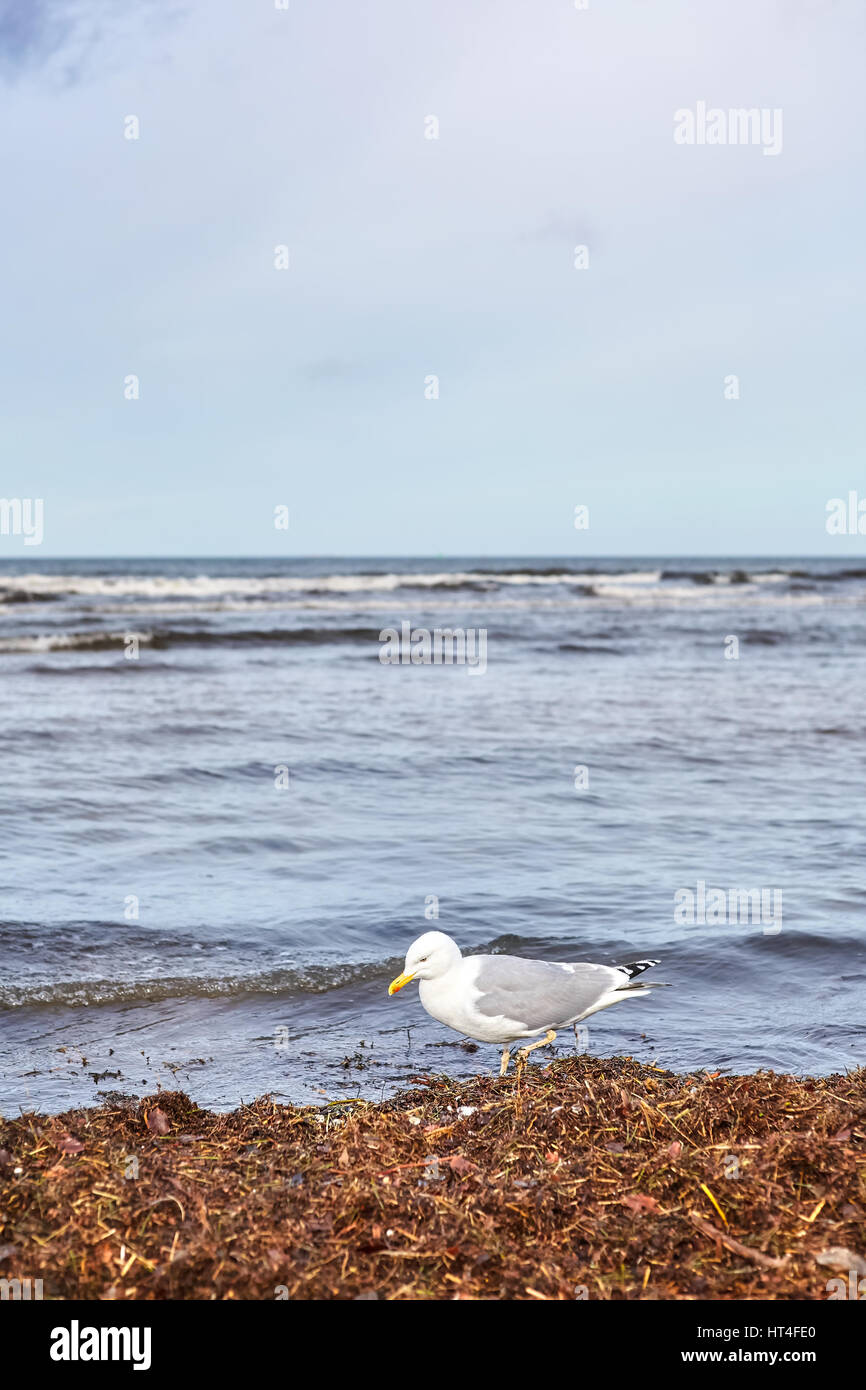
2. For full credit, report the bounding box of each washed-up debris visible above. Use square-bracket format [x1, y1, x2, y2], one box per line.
[0, 1057, 862, 1300]
[815, 1246, 866, 1276]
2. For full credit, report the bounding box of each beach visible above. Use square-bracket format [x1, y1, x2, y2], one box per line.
[1, 1057, 863, 1301]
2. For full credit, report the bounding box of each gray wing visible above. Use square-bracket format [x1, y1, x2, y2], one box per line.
[472, 954, 622, 1030]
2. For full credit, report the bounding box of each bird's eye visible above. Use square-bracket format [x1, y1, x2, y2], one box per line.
[419, 956, 427, 962]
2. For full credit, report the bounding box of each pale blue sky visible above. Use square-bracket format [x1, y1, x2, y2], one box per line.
[1, 0, 864, 556]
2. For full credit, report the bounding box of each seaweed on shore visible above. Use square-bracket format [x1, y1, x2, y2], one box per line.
[1, 1057, 863, 1300]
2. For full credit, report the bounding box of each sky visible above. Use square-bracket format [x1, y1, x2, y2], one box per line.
[0, 0, 864, 557]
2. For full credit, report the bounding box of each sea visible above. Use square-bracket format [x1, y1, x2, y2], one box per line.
[0, 556, 862, 1115]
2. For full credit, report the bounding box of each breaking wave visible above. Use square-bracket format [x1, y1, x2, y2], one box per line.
[0, 626, 382, 654]
[0, 957, 398, 1009]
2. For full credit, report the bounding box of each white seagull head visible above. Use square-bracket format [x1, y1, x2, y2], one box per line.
[388, 930, 462, 994]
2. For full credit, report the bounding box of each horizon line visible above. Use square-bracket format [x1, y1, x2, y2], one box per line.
[0, 552, 860, 563]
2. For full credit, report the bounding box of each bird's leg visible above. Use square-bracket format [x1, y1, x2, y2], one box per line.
[499, 1047, 511, 1077]
[515, 1030, 557, 1068]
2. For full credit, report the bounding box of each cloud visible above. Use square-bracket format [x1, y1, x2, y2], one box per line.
[0, 0, 76, 72]
[300, 359, 362, 383]
[0, 0, 184, 86]
[525, 211, 599, 249]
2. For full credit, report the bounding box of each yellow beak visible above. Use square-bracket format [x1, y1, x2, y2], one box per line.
[388, 971, 416, 996]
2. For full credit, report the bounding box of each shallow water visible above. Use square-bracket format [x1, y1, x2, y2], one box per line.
[0, 556, 862, 1113]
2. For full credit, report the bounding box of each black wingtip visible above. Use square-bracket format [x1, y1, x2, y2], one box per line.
[618, 958, 660, 979]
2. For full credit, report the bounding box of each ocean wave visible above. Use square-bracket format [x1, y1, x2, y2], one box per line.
[556, 642, 623, 654]
[0, 587, 59, 604]
[0, 626, 382, 654]
[0, 569, 637, 599]
[0, 567, 863, 632]
[741, 629, 785, 645]
[2, 564, 866, 602]
[660, 569, 719, 584]
[0, 957, 397, 1009]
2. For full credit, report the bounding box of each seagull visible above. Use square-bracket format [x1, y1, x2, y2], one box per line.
[388, 930, 665, 1075]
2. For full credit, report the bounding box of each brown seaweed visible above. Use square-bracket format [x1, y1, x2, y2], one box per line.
[1, 1057, 863, 1300]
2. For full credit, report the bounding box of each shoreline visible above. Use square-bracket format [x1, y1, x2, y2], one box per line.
[1, 1057, 863, 1300]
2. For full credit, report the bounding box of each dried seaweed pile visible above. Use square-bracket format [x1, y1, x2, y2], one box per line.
[1, 1057, 863, 1300]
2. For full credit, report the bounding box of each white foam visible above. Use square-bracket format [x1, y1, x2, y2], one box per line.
[1, 569, 657, 599]
[0, 631, 149, 653]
